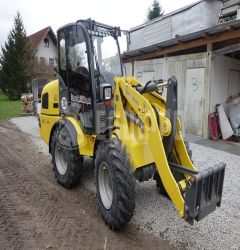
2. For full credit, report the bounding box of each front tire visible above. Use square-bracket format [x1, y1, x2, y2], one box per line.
[51, 124, 83, 189]
[95, 139, 136, 230]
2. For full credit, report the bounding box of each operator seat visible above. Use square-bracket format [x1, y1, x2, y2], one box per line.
[68, 66, 93, 130]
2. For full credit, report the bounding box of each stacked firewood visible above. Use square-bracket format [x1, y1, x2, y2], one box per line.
[21, 93, 34, 114]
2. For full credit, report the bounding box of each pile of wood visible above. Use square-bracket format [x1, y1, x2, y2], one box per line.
[21, 93, 34, 114]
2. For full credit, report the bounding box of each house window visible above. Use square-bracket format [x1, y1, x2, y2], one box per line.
[44, 38, 49, 47]
[49, 58, 54, 66]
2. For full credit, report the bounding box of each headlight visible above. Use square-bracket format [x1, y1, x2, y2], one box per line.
[104, 87, 112, 100]
[100, 83, 112, 101]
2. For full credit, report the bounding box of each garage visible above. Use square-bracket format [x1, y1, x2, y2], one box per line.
[123, 1, 240, 139]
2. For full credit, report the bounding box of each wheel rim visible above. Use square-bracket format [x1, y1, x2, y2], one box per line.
[98, 161, 113, 209]
[55, 143, 68, 175]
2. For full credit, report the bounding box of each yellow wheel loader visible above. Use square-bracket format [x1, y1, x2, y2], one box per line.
[39, 19, 226, 229]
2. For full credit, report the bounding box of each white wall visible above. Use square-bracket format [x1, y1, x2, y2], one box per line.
[124, 62, 133, 76]
[126, 54, 240, 137]
[126, 52, 211, 137]
[128, 1, 222, 51]
[133, 58, 166, 83]
[210, 55, 240, 115]
[36, 34, 57, 65]
[171, 0, 221, 37]
[167, 53, 210, 137]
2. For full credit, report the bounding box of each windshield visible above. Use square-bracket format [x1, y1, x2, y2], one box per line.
[93, 35, 122, 85]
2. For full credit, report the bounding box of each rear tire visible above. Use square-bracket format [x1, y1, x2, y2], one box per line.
[95, 139, 136, 230]
[51, 124, 83, 189]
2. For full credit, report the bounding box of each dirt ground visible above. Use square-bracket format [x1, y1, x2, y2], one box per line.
[0, 121, 176, 250]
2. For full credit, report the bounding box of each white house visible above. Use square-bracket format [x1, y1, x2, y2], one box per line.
[28, 26, 57, 67]
[28, 27, 57, 110]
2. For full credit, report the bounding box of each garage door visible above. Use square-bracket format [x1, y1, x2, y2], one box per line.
[184, 68, 205, 136]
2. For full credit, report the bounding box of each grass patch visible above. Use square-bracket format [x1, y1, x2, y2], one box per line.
[0, 91, 22, 120]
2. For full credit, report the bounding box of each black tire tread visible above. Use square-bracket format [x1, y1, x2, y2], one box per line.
[95, 139, 135, 230]
[51, 126, 83, 189]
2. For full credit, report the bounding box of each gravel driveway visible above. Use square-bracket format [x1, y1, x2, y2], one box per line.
[10, 116, 240, 249]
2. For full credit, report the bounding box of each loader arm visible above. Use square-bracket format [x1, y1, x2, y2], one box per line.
[113, 77, 185, 217]
[113, 76, 225, 224]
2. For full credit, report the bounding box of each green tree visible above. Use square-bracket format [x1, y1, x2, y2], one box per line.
[147, 0, 164, 21]
[0, 12, 35, 100]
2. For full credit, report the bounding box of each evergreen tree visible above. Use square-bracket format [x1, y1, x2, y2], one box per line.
[0, 12, 35, 100]
[147, 0, 164, 21]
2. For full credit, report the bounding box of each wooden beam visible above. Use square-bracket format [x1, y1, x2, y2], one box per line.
[213, 44, 240, 56]
[154, 45, 162, 51]
[226, 25, 235, 31]
[214, 37, 240, 50]
[123, 29, 240, 63]
[175, 34, 184, 44]
[177, 40, 183, 44]
[207, 43, 213, 52]
[202, 32, 209, 38]
[139, 50, 147, 54]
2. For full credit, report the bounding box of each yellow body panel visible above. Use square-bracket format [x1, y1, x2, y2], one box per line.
[66, 117, 96, 156]
[39, 114, 61, 145]
[41, 79, 60, 116]
[39, 80, 96, 156]
[40, 114, 96, 156]
[113, 78, 154, 168]
[39, 79, 61, 145]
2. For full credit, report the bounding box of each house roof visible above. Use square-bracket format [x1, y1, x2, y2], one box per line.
[123, 19, 240, 62]
[129, 0, 205, 32]
[28, 26, 57, 50]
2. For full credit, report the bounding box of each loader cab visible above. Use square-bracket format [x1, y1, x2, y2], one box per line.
[57, 19, 122, 134]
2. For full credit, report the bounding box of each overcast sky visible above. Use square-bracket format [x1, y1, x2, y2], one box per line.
[0, 0, 198, 48]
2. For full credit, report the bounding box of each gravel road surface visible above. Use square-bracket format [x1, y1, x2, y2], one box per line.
[9, 117, 240, 249]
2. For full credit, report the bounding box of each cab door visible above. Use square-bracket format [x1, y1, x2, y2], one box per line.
[58, 24, 94, 132]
